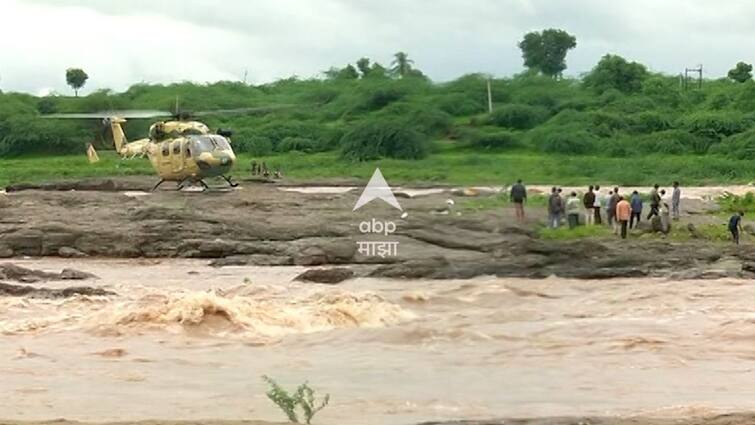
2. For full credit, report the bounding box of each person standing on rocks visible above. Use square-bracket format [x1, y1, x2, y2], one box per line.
[593, 185, 603, 225]
[607, 187, 620, 233]
[616, 196, 631, 239]
[630, 191, 643, 229]
[659, 190, 671, 234]
[729, 211, 744, 245]
[672, 181, 681, 220]
[647, 184, 661, 219]
[583, 186, 595, 225]
[566, 192, 581, 229]
[547, 187, 562, 229]
[510, 179, 527, 223]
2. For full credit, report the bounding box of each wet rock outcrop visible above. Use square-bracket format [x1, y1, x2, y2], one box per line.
[0, 282, 114, 298]
[0, 263, 98, 283]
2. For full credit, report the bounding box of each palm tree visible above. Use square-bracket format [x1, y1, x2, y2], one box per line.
[390, 52, 414, 78]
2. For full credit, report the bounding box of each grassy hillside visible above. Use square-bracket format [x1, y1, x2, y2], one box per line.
[2, 55, 755, 185]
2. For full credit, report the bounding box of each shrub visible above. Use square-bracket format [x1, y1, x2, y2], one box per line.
[233, 135, 273, 155]
[678, 111, 748, 138]
[534, 128, 595, 154]
[630, 112, 672, 133]
[639, 129, 710, 154]
[278, 137, 318, 153]
[487, 104, 549, 130]
[470, 131, 519, 150]
[711, 128, 755, 159]
[436, 93, 486, 116]
[405, 107, 453, 136]
[341, 120, 428, 161]
[262, 375, 330, 425]
[588, 111, 628, 137]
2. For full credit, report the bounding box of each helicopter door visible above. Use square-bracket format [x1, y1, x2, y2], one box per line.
[159, 142, 172, 170]
[170, 140, 184, 173]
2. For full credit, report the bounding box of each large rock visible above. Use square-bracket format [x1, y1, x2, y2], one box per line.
[0, 282, 114, 298]
[58, 246, 87, 258]
[295, 268, 354, 284]
[0, 263, 98, 282]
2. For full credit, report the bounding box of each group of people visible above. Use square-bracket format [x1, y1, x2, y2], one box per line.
[510, 180, 683, 240]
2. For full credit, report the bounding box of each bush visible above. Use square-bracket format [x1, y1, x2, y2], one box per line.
[630, 112, 672, 133]
[639, 129, 711, 155]
[278, 137, 318, 153]
[711, 128, 755, 159]
[588, 111, 628, 137]
[233, 135, 273, 155]
[678, 111, 748, 138]
[488, 104, 549, 130]
[534, 128, 595, 154]
[0, 117, 88, 156]
[405, 107, 453, 136]
[470, 131, 519, 150]
[436, 93, 485, 116]
[341, 120, 428, 161]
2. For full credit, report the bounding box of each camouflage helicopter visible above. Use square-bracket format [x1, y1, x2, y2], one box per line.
[45, 106, 281, 191]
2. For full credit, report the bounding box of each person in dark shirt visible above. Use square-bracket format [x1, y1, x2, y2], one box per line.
[729, 211, 744, 245]
[582, 185, 595, 225]
[629, 191, 643, 229]
[510, 179, 527, 223]
[647, 184, 661, 219]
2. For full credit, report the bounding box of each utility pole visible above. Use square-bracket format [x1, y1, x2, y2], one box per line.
[243, 69, 248, 85]
[487, 78, 493, 113]
[683, 65, 703, 90]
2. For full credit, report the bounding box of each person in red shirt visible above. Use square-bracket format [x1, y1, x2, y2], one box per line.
[616, 196, 632, 239]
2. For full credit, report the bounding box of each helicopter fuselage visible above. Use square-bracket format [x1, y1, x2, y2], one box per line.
[146, 134, 236, 182]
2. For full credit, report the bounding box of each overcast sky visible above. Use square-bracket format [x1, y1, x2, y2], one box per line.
[1, 0, 754, 95]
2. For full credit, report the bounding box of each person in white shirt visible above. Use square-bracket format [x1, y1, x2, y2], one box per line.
[593, 185, 602, 225]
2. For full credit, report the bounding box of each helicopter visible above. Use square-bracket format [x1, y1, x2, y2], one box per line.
[44, 106, 283, 191]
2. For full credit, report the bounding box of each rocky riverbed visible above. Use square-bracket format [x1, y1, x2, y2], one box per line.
[0, 178, 753, 280]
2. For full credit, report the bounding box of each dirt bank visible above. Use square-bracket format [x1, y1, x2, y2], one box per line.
[1, 178, 753, 280]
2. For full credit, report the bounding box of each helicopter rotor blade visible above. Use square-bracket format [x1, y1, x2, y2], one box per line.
[41, 110, 173, 119]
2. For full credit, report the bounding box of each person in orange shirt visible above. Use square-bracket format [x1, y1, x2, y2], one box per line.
[615, 196, 632, 239]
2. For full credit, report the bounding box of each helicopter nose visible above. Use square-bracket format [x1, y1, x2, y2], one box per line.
[220, 155, 234, 166]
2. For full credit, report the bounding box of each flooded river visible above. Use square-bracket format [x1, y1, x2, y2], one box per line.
[1, 259, 754, 424]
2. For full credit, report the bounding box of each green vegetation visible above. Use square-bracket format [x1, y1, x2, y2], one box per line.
[65, 68, 88, 97]
[717, 192, 755, 214]
[457, 193, 549, 212]
[262, 375, 330, 424]
[4, 30, 755, 185]
[538, 225, 613, 240]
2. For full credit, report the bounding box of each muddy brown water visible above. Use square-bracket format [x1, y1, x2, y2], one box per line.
[1, 258, 755, 425]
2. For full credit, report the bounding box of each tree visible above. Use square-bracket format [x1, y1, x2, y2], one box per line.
[356, 57, 371, 78]
[583, 54, 648, 94]
[323, 65, 359, 80]
[518, 29, 577, 78]
[65, 68, 88, 97]
[390, 51, 414, 78]
[728, 62, 753, 83]
[367, 62, 389, 79]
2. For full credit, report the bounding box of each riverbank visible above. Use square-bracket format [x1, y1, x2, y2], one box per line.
[1, 178, 754, 281]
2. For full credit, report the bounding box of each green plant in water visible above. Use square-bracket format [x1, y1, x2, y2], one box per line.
[717, 192, 755, 214]
[262, 375, 330, 424]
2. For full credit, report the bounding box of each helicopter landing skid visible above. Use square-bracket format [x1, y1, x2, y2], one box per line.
[222, 175, 239, 188]
[151, 178, 165, 192]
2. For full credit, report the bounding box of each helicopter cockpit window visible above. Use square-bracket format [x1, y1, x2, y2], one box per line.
[189, 135, 231, 156]
[212, 136, 231, 150]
